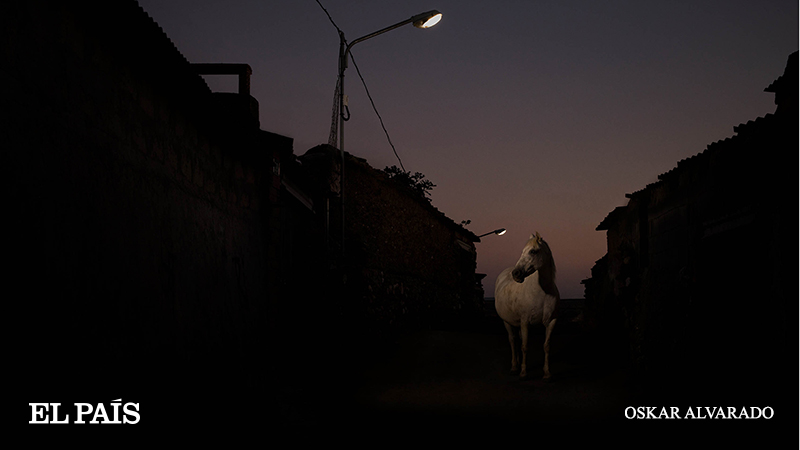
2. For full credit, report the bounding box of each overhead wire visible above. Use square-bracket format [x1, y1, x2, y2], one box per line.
[314, 0, 406, 172]
[349, 53, 405, 172]
[316, 0, 344, 147]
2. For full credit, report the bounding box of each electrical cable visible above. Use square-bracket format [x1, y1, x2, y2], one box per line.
[315, 0, 406, 171]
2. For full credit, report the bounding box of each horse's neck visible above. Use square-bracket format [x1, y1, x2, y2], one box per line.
[536, 261, 558, 298]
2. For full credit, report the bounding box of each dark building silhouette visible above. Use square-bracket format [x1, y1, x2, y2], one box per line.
[582, 52, 798, 407]
[6, 1, 294, 414]
[298, 145, 482, 337]
[7, 0, 482, 425]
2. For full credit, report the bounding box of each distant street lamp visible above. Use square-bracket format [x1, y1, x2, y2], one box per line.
[334, 10, 442, 270]
[477, 228, 507, 239]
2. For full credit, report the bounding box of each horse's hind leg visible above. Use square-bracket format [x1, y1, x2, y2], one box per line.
[542, 318, 557, 381]
[504, 322, 519, 374]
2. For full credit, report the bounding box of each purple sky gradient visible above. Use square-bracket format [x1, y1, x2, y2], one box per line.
[136, 0, 797, 299]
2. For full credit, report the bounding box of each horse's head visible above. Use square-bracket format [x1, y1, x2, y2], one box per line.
[511, 232, 551, 283]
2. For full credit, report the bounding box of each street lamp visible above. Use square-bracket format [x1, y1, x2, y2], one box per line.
[337, 9, 442, 154]
[477, 228, 507, 239]
[335, 9, 442, 271]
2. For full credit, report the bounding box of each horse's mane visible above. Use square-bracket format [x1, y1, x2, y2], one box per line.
[535, 238, 558, 296]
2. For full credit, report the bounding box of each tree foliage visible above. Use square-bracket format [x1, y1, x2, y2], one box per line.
[382, 165, 436, 202]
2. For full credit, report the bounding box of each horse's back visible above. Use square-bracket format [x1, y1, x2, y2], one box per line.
[494, 267, 514, 298]
[494, 267, 521, 325]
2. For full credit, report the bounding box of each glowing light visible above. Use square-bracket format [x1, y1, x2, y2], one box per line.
[413, 10, 442, 29]
[419, 13, 442, 28]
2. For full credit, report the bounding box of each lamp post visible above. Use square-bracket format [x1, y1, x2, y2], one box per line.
[477, 228, 507, 239]
[335, 10, 442, 273]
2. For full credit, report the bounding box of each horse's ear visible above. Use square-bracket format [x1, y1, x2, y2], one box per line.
[529, 234, 535, 240]
[535, 231, 542, 242]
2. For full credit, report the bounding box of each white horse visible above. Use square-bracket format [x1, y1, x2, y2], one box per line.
[495, 232, 560, 379]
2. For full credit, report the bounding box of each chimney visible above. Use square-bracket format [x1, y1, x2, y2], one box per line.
[191, 63, 252, 95]
[191, 63, 259, 129]
[764, 51, 798, 117]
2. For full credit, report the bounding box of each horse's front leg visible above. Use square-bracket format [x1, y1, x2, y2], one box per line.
[543, 318, 557, 381]
[503, 322, 519, 374]
[519, 322, 529, 378]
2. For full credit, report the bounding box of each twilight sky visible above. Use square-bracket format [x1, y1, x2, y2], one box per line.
[136, 0, 797, 299]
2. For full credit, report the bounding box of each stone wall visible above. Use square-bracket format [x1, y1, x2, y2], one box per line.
[6, 1, 290, 403]
[301, 146, 481, 336]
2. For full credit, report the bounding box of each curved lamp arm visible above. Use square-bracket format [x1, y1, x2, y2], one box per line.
[477, 228, 507, 239]
[342, 10, 442, 68]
